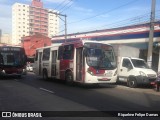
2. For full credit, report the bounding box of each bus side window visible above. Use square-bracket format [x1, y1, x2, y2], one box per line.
[63, 44, 74, 60]
[42, 48, 50, 61]
[58, 46, 64, 60]
[0, 53, 3, 64]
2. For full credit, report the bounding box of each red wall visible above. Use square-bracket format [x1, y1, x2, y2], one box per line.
[22, 34, 51, 57]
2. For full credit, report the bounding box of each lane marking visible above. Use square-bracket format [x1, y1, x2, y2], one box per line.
[40, 87, 55, 94]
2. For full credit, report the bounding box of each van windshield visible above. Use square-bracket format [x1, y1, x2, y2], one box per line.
[131, 59, 149, 69]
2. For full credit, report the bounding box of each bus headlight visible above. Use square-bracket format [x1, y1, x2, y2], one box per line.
[2, 70, 6, 74]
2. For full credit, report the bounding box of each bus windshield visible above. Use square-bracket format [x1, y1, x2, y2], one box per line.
[0, 47, 26, 67]
[85, 43, 116, 70]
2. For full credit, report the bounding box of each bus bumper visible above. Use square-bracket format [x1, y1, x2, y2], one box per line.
[84, 74, 117, 84]
[0, 69, 25, 77]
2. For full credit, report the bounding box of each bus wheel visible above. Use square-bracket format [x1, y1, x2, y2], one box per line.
[127, 77, 137, 88]
[65, 72, 73, 85]
[43, 70, 48, 81]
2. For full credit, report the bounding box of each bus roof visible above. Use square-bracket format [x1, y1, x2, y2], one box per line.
[36, 44, 60, 50]
[61, 39, 111, 46]
[36, 40, 112, 50]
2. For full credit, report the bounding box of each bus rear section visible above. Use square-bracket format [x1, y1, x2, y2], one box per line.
[0, 46, 27, 77]
[34, 41, 117, 84]
[34, 46, 60, 80]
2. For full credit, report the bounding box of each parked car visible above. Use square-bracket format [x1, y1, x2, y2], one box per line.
[26, 63, 34, 72]
[151, 72, 160, 92]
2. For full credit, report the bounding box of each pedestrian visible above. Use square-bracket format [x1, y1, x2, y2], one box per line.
[154, 71, 160, 92]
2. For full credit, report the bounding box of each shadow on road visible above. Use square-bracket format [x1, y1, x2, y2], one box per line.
[0, 75, 23, 80]
[38, 77, 118, 89]
[10, 73, 160, 116]
[116, 81, 154, 89]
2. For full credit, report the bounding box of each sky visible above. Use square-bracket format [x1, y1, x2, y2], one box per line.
[0, 0, 160, 35]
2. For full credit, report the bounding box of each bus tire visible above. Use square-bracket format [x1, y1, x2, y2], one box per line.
[65, 72, 73, 85]
[127, 76, 137, 88]
[43, 69, 48, 81]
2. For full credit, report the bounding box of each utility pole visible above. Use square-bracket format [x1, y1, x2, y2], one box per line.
[147, 0, 156, 68]
[64, 15, 67, 42]
[48, 11, 67, 42]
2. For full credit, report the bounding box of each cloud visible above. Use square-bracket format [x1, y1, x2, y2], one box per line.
[45, 0, 71, 4]
[72, 6, 93, 13]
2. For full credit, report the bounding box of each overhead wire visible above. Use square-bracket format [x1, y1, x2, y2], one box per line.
[54, 0, 75, 36]
[54, 0, 67, 10]
[58, 0, 73, 13]
[60, 1, 74, 13]
[68, 0, 139, 25]
[68, 10, 160, 33]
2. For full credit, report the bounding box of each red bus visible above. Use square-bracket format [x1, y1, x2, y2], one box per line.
[34, 40, 117, 85]
[0, 46, 27, 77]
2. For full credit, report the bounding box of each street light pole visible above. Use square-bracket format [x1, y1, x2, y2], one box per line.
[48, 11, 67, 43]
[147, 0, 156, 68]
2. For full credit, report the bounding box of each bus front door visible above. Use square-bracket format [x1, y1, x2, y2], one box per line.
[76, 47, 83, 81]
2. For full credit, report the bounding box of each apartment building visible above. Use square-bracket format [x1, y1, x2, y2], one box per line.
[12, 3, 30, 45]
[12, 0, 59, 45]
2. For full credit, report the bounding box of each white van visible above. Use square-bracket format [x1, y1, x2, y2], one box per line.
[117, 57, 157, 88]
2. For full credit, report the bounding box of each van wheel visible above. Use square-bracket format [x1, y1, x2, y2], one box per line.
[43, 70, 48, 81]
[127, 77, 137, 88]
[65, 72, 73, 85]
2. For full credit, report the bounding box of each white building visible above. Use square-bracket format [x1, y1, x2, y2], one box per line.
[1, 34, 12, 44]
[12, 3, 30, 45]
[12, 0, 59, 45]
[48, 9, 59, 38]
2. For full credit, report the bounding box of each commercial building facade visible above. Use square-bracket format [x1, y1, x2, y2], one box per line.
[12, 0, 59, 45]
[51, 22, 160, 71]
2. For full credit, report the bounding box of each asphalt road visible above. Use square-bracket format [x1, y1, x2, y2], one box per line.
[0, 72, 160, 120]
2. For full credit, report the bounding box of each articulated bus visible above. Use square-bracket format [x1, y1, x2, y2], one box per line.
[0, 45, 27, 77]
[34, 40, 117, 84]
